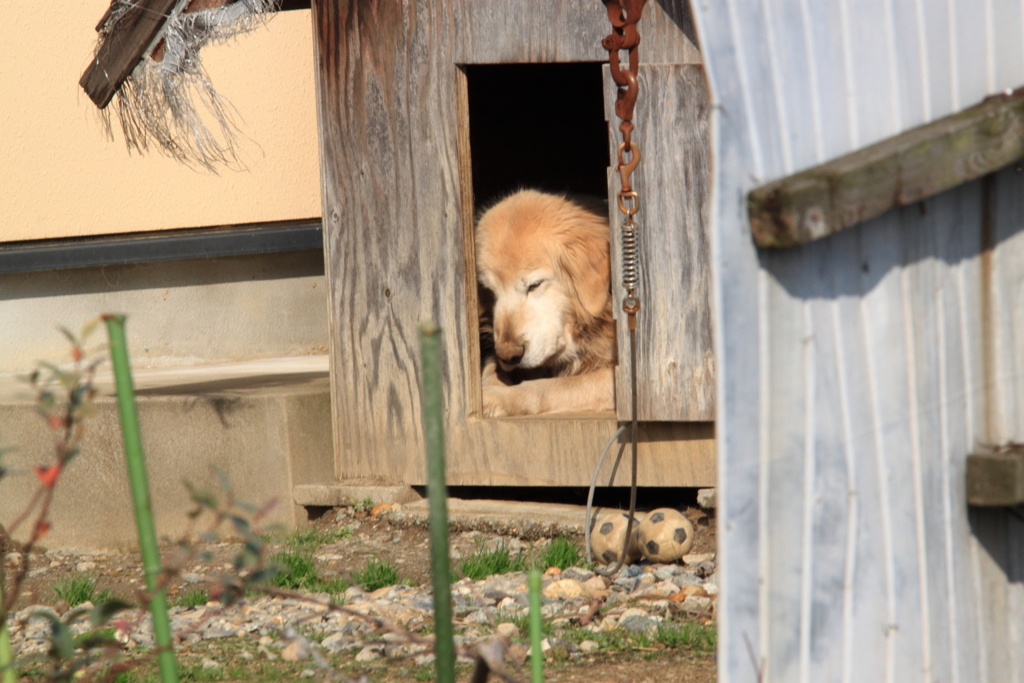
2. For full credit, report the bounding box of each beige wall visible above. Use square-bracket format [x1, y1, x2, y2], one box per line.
[0, 4, 321, 243]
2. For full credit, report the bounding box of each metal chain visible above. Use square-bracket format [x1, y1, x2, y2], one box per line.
[591, 0, 648, 577]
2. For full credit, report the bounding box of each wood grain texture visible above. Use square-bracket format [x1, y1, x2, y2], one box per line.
[80, 0, 181, 108]
[693, 0, 1024, 681]
[604, 64, 714, 422]
[312, 0, 714, 489]
[451, 0, 701, 65]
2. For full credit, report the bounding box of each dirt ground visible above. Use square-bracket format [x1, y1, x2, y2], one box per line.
[6, 503, 717, 683]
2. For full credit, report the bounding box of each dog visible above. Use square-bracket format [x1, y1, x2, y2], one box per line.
[475, 189, 616, 416]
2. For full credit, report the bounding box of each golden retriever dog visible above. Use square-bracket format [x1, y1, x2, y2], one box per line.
[475, 189, 616, 416]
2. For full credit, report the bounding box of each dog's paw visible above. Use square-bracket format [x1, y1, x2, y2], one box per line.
[482, 384, 543, 417]
[482, 385, 511, 417]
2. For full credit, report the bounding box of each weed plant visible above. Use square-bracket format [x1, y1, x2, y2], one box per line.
[270, 551, 350, 595]
[171, 589, 210, 609]
[53, 575, 97, 608]
[458, 543, 527, 580]
[353, 558, 399, 592]
[537, 536, 590, 571]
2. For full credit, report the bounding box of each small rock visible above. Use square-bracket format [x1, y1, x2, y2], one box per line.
[76, 561, 96, 573]
[355, 645, 383, 662]
[495, 622, 519, 639]
[561, 567, 595, 582]
[370, 503, 392, 517]
[704, 582, 719, 597]
[697, 488, 716, 509]
[281, 640, 309, 661]
[654, 566, 678, 581]
[543, 579, 590, 600]
[681, 595, 713, 615]
[618, 609, 658, 635]
[544, 567, 561, 576]
[322, 633, 348, 651]
[579, 640, 600, 653]
[414, 653, 436, 666]
[300, 670, 315, 678]
[620, 565, 643, 578]
[201, 658, 220, 670]
[683, 553, 715, 566]
[583, 576, 609, 592]
[695, 562, 715, 579]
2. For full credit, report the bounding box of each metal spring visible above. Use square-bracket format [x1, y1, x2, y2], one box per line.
[621, 218, 639, 296]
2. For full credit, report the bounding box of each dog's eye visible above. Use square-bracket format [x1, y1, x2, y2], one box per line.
[527, 280, 544, 293]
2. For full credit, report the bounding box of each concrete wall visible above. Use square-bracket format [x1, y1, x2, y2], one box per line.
[0, 3, 320, 243]
[0, 251, 327, 374]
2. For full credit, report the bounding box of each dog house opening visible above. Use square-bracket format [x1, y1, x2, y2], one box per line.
[464, 63, 610, 210]
[462, 62, 615, 418]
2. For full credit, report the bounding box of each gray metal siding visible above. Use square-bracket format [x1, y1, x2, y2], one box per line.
[693, 1, 1024, 682]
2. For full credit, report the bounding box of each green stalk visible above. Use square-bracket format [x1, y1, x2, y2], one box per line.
[420, 322, 454, 683]
[104, 315, 178, 683]
[528, 567, 545, 683]
[0, 622, 12, 683]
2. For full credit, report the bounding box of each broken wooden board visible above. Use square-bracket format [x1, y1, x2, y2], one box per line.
[748, 88, 1024, 247]
[80, 0, 181, 108]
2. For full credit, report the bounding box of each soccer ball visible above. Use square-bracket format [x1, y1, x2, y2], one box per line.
[637, 508, 694, 563]
[589, 510, 645, 565]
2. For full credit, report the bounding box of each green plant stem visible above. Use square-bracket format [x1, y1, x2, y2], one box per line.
[105, 315, 178, 683]
[0, 626, 11, 683]
[420, 322, 454, 683]
[528, 567, 544, 683]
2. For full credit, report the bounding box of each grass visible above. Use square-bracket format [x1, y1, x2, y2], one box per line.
[171, 589, 210, 608]
[537, 536, 590, 571]
[459, 543, 528, 580]
[269, 550, 351, 595]
[285, 527, 352, 552]
[53, 574, 97, 607]
[655, 620, 717, 652]
[560, 619, 717, 654]
[352, 558, 399, 592]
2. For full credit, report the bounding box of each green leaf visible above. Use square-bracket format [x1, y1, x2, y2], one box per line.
[30, 610, 74, 659]
[91, 600, 132, 627]
[79, 317, 101, 342]
[229, 515, 250, 536]
[73, 629, 119, 650]
[58, 326, 78, 347]
[63, 448, 81, 467]
[184, 482, 218, 510]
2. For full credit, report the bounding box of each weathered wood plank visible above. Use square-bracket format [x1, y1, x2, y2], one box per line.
[80, 0, 181, 108]
[604, 64, 714, 421]
[748, 89, 1024, 248]
[967, 446, 1024, 506]
[453, 0, 700, 65]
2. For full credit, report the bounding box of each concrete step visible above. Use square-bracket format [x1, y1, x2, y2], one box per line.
[0, 357, 333, 551]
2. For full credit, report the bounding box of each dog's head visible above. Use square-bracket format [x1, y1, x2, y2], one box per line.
[475, 189, 611, 372]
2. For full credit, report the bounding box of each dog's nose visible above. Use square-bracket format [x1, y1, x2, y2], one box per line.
[496, 341, 525, 367]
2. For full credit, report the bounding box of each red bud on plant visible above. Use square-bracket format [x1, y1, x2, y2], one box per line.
[34, 465, 61, 488]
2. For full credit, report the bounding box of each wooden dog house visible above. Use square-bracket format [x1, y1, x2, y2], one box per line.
[309, 1, 716, 489]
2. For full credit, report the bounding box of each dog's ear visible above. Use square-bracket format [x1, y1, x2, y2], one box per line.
[554, 213, 611, 322]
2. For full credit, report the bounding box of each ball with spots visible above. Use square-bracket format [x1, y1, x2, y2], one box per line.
[637, 508, 694, 563]
[589, 510, 645, 565]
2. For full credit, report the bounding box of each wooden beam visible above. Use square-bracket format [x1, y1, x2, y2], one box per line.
[966, 444, 1024, 506]
[80, 0, 181, 109]
[748, 87, 1024, 248]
